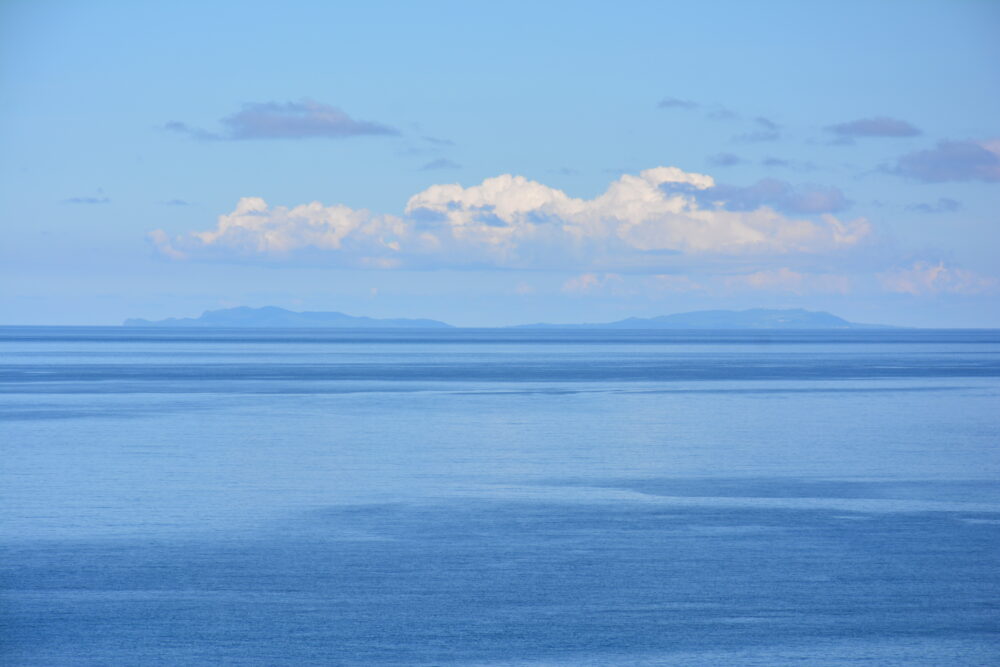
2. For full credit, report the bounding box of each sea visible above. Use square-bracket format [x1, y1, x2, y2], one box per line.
[1, 326, 998, 666]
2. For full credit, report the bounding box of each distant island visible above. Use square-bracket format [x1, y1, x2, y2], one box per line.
[512, 308, 892, 330]
[124, 306, 891, 329]
[123, 306, 453, 329]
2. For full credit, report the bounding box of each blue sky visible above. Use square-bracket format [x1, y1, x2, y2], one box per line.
[2, 0, 998, 326]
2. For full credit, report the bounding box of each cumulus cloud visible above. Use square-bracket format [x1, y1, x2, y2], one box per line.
[894, 140, 1000, 183]
[691, 178, 850, 215]
[151, 166, 871, 270]
[880, 261, 996, 295]
[827, 116, 922, 141]
[165, 100, 398, 141]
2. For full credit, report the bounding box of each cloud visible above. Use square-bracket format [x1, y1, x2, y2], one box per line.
[163, 199, 191, 206]
[906, 198, 961, 214]
[880, 261, 997, 295]
[893, 140, 1000, 183]
[61, 196, 110, 204]
[734, 117, 780, 142]
[827, 116, 922, 141]
[707, 153, 742, 167]
[151, 166, 871, 270]
[690, 178, 850, 215]
[422, 135, 454, 147]
[562, 273, 624, 294]
[657, 96, 699, 110]
[165, 100, 398, 141]
[420, 158, 461, 171]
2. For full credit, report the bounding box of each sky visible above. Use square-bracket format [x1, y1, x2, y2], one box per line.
[2, 0, 999, 327]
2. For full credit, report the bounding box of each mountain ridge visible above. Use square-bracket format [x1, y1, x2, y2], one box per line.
[123, 306, 453, 329]
[124, 306, 893, 329]
[511, 308, 893, 330]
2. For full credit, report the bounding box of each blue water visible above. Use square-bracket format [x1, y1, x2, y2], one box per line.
[2, 327, 999, 665]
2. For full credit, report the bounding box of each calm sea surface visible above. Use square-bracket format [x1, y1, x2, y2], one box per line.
[2, 327, 999, 665]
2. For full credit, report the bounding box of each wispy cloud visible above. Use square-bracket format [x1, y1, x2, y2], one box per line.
[893, 139, 1000, 183]
[419, 158, 461, 171]
[685, 178, 851, 215]
[151, 166, 870, 271]
[734, 116, 780, 142]
[165, 100, 398, 141]
[906, 198, 961, 214]
[657, 96, 699, 110]
[880, 261, 996, 295]
[707, 153, 742, 167]
[826, 116, 921, 143]
[61, 196, 110, 204]
[421, 135, 454, 147]
[562, 273, 624, 294]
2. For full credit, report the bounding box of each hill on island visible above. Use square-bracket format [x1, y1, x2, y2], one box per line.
[123, 306, 453, 328]
[124, 307, 890, 329]
[512, 308, 891, 330]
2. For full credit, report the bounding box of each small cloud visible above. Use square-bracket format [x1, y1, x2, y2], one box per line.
[164, 121, 218, 141]
[163, 199, 191, 206]
[734, 116, 781, 142]
[550, 166, 579, 176]
[707, 153, 742, 167]
[422, 135, 454, 147]
[692, 178, 850, 215]
[755, 116, 779, 131]
[735, 130, 779, 143]
[562, 273, 623, 294]
[420, 158, 461, 171]
[513, 282, 535, 295]
[826, 116, 922, 142]
[880, 261, 997, 295]
[893, 140, 1000, 183]
[166, 100, 398, 141]
[906, 197, 961, 214]
[706, 106, 738, 121]
[760, 157, 816, 172]
[61, 196, 110, 204]
[657, 96, 699, 110]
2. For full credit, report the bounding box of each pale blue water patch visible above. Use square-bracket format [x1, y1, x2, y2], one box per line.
[2, 327, 999, 665]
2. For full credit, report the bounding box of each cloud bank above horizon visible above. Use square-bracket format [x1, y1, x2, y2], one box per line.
[151, 166, 871, 273]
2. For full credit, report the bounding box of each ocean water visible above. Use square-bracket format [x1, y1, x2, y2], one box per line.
[1, 327, 999, 666]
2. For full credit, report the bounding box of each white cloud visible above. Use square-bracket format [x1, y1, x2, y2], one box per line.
[561, 273, 624, 294]
[151, 166, 871, 271]
[880, 262, 997, 295]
